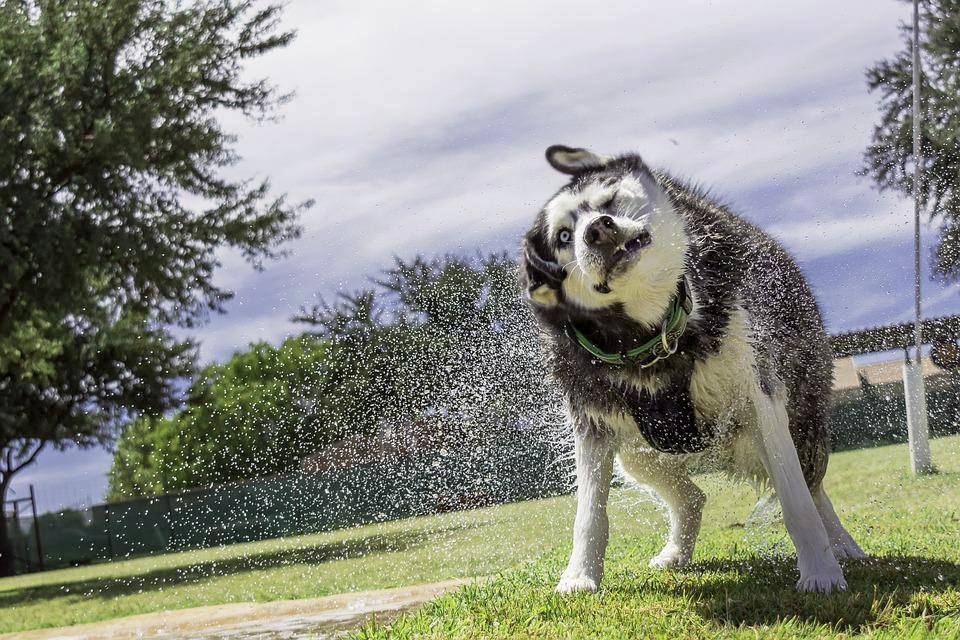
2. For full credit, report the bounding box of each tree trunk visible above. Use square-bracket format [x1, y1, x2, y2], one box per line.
[0, 482, 16, 576]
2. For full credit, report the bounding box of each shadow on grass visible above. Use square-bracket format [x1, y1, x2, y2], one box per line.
[666, 554, 960, 630]
[0, 524, 470, 608]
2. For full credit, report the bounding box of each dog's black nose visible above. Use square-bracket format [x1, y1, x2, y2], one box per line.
[584, 215, 617, 247]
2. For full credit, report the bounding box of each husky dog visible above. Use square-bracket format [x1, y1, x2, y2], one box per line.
[521, 145, 865, 594]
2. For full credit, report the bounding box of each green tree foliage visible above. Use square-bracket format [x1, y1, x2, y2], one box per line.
[108, 335, 338, 497]
[0, 0, 306, 575]
[301, 253, 557, 450]
[109, 253, 562, 500]
[863, 0, 960, 278]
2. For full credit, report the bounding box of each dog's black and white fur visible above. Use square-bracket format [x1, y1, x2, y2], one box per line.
[521, 145, 864, 594]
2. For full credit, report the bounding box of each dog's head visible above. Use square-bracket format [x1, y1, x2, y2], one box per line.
[522, 145, 688, 327]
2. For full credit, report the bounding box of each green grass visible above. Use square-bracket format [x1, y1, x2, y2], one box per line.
[2, 436, 959, 636]
[353, 436, 960, 639]
[0, 493, 576, 633]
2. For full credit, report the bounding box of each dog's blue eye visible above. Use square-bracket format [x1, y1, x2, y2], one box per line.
[558, 229, 572, 245]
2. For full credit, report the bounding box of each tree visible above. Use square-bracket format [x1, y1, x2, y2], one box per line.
[296, 253, 549, 436]
[301, 253, 568, 506]
[300, 252, 565, 471]
[107, 335, 342, 498]
[0, 0, 308, 575]
[295, 290, 433, 442]
[863, 0, 960, 278]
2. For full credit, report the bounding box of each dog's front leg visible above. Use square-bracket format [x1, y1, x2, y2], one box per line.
[557, 433, 614, 594]
[748, 382, 846, 593]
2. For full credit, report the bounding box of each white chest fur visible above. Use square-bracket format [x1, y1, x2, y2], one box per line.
[688, 306, 756, 425]
[576, 306, 759, 450]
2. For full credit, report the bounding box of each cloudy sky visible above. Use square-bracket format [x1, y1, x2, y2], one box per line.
[13, 0, 959, 513]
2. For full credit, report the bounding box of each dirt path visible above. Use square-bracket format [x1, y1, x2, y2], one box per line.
[2, 578, 478, 640]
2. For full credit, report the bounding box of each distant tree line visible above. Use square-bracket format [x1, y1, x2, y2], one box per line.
[107, 253, 563, 500]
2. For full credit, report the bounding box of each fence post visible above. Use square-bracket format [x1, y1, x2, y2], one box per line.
[903, 353, 934, 473]
[160, 467, 176, 550]
[29, 486, 43, 571]
[103, 504, 115, 560]
[11, 499, 20, 572]
[164, 491, 176, 550]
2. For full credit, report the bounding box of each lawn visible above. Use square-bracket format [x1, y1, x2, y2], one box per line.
[354, 435, 960, 639]
[1, 436, 958, 637]
[0, 489, 573, 633]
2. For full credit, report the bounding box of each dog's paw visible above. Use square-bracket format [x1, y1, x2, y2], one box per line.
[832, 540, 867, 561]
[648, 543, 692, 570]
[555, 574, 599, 594]
[796, 572, 847, 593]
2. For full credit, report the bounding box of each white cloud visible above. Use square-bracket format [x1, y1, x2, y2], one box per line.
[770, 205, 914, 261]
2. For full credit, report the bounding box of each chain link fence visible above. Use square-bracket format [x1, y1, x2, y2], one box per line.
[5, 436, 570, 573]
[831, 371, 960, 451]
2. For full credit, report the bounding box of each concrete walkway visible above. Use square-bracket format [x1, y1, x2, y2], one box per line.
[1, 578, 476, 640]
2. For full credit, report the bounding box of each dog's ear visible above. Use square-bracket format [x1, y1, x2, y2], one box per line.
[528, 282, 560, 307]
[545, 145, 612, 175]
[522, 238, 564, 308]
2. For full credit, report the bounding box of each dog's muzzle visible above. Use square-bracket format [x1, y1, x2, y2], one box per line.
[582, 215, 652, 275]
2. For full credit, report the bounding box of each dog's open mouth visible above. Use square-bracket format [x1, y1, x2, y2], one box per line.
[609, 230, 652, 268]
[593, 230, 653, 293]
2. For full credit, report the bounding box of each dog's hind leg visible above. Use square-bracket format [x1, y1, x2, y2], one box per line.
[748, 381, 846, 593]
[617, 448, 705, 569]
[557, 433, 614, 594]
[812, 484, 866, 560]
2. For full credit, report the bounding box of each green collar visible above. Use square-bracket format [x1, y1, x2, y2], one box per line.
[567, 278, 693, 367]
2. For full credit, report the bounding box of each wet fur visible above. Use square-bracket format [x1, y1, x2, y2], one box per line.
[521, 147, 864, 594]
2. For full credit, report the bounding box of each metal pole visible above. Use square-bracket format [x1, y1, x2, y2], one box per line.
[11, 498, 19, 572]
[29, 485, 43, 571]
[161, 467, 176, 550]
[907, 0, 934, 474]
